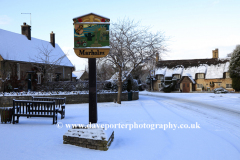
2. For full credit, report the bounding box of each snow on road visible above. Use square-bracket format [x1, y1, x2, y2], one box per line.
[140, 91, 240, 139]
[0, 91, 240, 160]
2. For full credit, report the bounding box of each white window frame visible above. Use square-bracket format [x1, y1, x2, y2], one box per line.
[37, 73, 41, 84]
[197, 84, 203, 88]
[226, 84, 232, 88]
[158, 83, 161, 88]
[198, 73, 204, 79]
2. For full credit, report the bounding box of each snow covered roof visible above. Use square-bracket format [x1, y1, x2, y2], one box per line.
[155, 61, 230, 80]
[173, 67, 183, 75]
[182, 66, 197, 78]
[165, 68, 174, 77]
[205, 63, 225, 79]
[224, 62, 230, 72]
[188, 75, 196, 84]
[155, 67, 167, 75]
[72, 73, 77, 78]
[0, 29, 74, 67]
[179, 74, 196, 84]
[72, 70, 85, 79]
[196, 65, 207, 74]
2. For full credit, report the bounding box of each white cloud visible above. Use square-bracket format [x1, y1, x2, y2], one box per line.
[0, 15, 11, 25]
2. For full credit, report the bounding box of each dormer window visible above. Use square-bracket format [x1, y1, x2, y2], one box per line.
[156, 75, 164, 80]
[198, 73, 204, 79]
[173, 74, 180, 79]
[226, 72, 230, 78]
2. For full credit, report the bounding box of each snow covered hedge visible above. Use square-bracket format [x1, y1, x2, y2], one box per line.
[229, 45, 240, 91]
[105, 77, 139, 92]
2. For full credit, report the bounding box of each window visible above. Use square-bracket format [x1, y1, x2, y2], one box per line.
[17, 63, 20, 80]
[156, 75, 163, 80]
[37, 73, 41, 84]
[226, 72, 230, 78]
[7, 72, 11, 80]
[173, 74, 180, 79]
[158, 83, 161, 88]
[197, 84, 203, 88]
[198, 73, 204, 79]
[48, 73, 53, 82]
[215, 82, 221, 86]
[226, 84, 232, 88]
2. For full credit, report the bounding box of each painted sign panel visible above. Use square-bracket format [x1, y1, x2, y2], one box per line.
[74, 24, 109, 48]
[73, 13, 110, 58]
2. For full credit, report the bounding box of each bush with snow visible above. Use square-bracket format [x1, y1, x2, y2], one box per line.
[229, 45, 240, 91]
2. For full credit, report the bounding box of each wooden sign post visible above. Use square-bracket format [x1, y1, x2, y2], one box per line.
[73, 13, 110, 123]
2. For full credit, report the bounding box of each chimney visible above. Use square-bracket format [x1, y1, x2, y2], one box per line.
[212, 48, 219, 59]
[21, 22, 31, 40]
[50, 31, 55, 47]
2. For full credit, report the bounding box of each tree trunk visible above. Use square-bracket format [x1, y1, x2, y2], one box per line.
[117, 68, 122, 104]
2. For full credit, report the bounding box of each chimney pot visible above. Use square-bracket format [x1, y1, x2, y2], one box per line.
[21, 22, 31, 40]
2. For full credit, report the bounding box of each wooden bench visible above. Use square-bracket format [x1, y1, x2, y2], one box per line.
[32, 97, 66, 119]
[12, 100, 57, 124]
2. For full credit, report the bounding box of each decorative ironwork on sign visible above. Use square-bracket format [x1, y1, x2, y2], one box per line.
[73, 13, 110, 58]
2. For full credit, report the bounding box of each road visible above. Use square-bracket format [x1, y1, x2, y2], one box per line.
[139, 92, 240, 139]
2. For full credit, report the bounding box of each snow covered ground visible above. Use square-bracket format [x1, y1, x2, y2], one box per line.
[0, 91, 240, 160]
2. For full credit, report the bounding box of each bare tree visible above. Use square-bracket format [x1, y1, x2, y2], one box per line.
[102, 18, 167, 104]
[30, 44, 67, 84]
[96, 61, 115, 81]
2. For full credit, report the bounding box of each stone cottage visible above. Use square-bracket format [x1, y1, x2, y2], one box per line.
[0, 23, 74, 92]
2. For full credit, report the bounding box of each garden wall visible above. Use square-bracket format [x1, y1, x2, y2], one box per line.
[0, 92, 139, 107]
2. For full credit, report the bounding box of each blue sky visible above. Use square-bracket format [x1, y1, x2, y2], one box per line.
[1, 0, 240, 70]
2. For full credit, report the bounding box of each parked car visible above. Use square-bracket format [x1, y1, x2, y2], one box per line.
[213, 87, 229, 94]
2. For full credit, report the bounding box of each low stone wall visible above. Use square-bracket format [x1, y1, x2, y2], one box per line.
[0, 92, 139, 107]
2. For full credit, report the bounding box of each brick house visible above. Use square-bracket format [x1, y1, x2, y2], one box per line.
[0, 23, 74, 92]
[152, 49, 234, 92]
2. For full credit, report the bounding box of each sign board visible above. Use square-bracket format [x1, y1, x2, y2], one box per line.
[73, 13, 110, 58]
[150, 70, 155, 77]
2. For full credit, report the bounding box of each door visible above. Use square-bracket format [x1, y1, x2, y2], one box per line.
[182, 83, 190, 92]
[28, 74, 31, 91]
